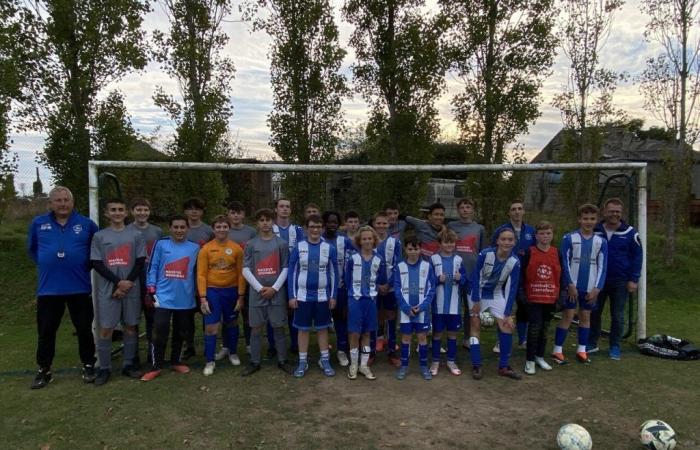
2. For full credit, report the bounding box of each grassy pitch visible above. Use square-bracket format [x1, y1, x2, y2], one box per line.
[1, 222, 699, 449]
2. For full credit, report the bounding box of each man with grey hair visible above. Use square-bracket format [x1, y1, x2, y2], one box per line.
[27, 186, 99, 389]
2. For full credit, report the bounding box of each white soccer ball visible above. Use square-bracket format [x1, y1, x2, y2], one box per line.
[640, 419, 677, 450]
[556, 423, 592, 450]
[479, 310, 495, 327]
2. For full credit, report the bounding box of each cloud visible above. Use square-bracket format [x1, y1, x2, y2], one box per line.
[9, 0, 685, 191]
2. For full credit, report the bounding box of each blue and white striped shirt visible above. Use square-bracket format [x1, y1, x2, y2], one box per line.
[394, 260, 436, 324]
[273, 223, 305, 252]
[561, 230, 608, 293]
[471, 248, 520, 316]
[377, 236, 402, 292]
[345, 251, 386, 301]
[430, 253, 467, 315]
[288, 240, 338, 302]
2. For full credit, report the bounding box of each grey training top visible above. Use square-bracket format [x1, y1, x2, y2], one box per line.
[90, 226, 146, 302]
[244, 236, 289, 307]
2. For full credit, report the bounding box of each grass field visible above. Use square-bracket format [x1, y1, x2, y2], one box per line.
[1, 221, 699, 449]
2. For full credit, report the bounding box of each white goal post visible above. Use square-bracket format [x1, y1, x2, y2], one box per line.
[88, 160, 649, 339]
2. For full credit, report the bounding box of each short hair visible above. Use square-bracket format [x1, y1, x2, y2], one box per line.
[304, 202, 320, 212]
[183, 197, 205, 210]
[275, 198, 291, 208]
[354, 226, 379, 248]
[382, 201, 400, 211]
[254, 208, 275, 221]
[130, 197, 151, 210]
[227, 201, 245, 213]
[403, 234, 421, 248]
[344, 210, 360, 221]
[494, 227, 516, 241]
[103, 198, 126, 208]
[535, 220, 553, 232]
[456, 197, 475, 208]
[373, 211, 389, 222]
[438, 228, 458, 243]
[322, 210, 341, 224]
[578, 203, 599, 216]
[509, 199, 524, 207]
[305, 214, 323, 227]
[211, 214, 230, 227]
[169, 214, 189, 227]
[49, 186, 73, 201]
[604, 197, 624, 209]
[428, 202, 445, 213]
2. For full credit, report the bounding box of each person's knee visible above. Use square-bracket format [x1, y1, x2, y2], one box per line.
[99, 328, 113, 339]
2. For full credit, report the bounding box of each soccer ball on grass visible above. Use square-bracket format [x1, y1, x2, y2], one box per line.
[640, 419, 677, 450]
[556, 423, 592, 450]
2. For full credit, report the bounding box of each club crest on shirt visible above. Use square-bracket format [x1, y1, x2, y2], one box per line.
[73, 224, 83, 234]
[225, 248, 233, 255]
[536, 264, 552, 280]
[41, 223, 52, 231]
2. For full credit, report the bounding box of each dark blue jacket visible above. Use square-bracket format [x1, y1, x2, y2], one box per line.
[28, 211, 98, 296]
[492, 222, 536, 261]
[594, 220, 643, 284]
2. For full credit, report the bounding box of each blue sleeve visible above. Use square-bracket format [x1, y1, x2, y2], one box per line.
[504, 261, 520, 316]
[595, 239, 608, 290]
[377, 259, 387, 286]
[458, 264, 468, 288]
[27, 220, 38, 263]
[296, 226, 306, 243]
[471, 252, 485, 302]
[147, 240, 163, 288]
[329, 246, 338, 299]
[394, 267, 411, 315]
[344, 255, 353, 292]
[420, 264, 436, 312]
[630, 231, 643, 283]
[287, 246, 299, 299]
[560, 235, 573, 286]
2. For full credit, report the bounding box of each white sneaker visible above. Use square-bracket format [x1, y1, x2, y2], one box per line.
[440, 346, 447, 354]
[446, 360, 462, 376]
[518, 341, 527, 350]
[524, 361, 536, 375]
[203, 361, 216, 376]
[493, 342, 500, 353]
[215, 347, 229, 361]
[229, 354, 241, 366]
[430, 361, 440, 376]
[535, 357, 552, 371]
[337, 350, 349, 367]
[348, 363, 358, 380]
[359, 365, 376, 380]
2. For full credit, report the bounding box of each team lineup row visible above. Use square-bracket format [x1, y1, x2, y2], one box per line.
[26, 188, 643, 388]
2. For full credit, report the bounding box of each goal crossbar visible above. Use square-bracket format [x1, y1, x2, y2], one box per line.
[88, 160, 649, 340]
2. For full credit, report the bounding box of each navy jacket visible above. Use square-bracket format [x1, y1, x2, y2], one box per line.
[594, 220, 643, 284]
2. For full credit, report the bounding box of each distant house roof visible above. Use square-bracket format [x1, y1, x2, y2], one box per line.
[532, 128, 700, 164]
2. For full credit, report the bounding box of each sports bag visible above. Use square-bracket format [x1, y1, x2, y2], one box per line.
[637, 334, 700, 360]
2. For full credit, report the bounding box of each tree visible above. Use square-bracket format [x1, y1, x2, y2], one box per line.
[639, 0, 700, 264]
[552, 0, 626, 212]
[153, 0, 235, 212]
[343, 0, 445, 214]
[19, 0, 149, 209]
[1, 1, 38, 218]
[440, 0, 558, 228]
[243, 0, 347, 213]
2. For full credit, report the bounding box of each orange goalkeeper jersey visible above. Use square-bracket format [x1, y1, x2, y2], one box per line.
[197, 239, 246, 296]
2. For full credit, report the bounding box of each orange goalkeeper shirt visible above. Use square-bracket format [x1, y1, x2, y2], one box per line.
[197, 239, 246, 296]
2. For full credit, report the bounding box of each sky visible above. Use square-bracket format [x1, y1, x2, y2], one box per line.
[10, 0, 659, 193]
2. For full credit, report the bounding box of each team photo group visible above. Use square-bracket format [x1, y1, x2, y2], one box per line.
[27, 185, 643, 389]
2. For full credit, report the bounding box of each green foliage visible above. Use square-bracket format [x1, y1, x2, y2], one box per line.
[153, 0, 234, 211]
[243, 0, 348, 210]
[440, 0, 557, 229]
[639, 0, 700, 263]
[344, 0, 445, 214]
[18, 0, 150, 210]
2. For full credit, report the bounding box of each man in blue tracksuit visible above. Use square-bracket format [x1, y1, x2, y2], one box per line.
[27, 186, 99, 389]
[589, 198, 643, 360]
